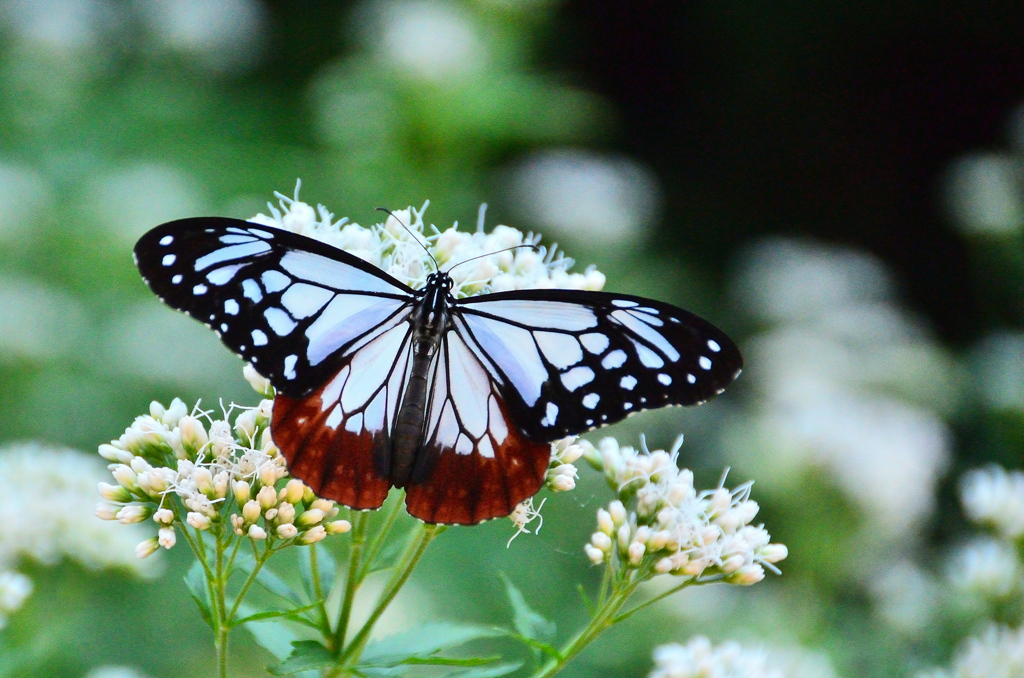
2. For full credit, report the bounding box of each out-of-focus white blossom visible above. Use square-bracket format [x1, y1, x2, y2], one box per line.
[85, 666, 153, 678]
[919, 624, 1024, 678]
[249, 183, 606, 297]
[0, 274, 86, 360]
[728, 238, 955, 542]
[584, 437, 786, 585]
[867, 560, 939, 634]
[0, 443, 150, 575]
[504, 149, 661, 247]
[945, 154, 1024, 236]
[649, 636, 836, 678]
[0, 570, 33, 630]
[948, 537, 1020, 598]
[372, 0, 485, 82]
[972, 332, 1024, 412]
[961, 465, 1024, 539]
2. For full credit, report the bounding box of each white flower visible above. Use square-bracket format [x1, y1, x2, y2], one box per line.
[649, 637, 782, 678]
[0, 570, 33, 629]
[960, 465, 1024, 538]
[507, 497, 546, 547]
[927, 624, 1024, 678]
[948, 537, 1020, 598]
[249, 185, 605, 298]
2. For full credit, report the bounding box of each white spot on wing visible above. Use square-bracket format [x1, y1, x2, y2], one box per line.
[172, 274, 183, 284]
[580, 333, 610, 355]
[283, 354, 297, 380]
[613, 310, 679, 361]
[264, 307, 298, 336]
[477, 436, 495, 458]
[321, 366, 350, 410]
[611, 299, 637, 308]
[162, 254, 176, 266]
[242, 279, 262, 302]
[251, 329, 268, 346]
[541, 401, 559, 427]
[194, 241, 271, 271]
[602, 349, 627, 369]
[344, 412, 363, 433]
[658, 373, 672, 385]
[207, 264, 246, 286]
[535, 332, 584, 369]
[488, 395, 508, 444]
[224, 299, 240, 315]
[699, 356, 712, 370]
[219, 234, 257, 244]
[582, 393, 600, 409]
[193, 284, 208, 295]
[261, 270, 291, 293]
[687, 374, 696, 384]
[455, 433, 473, 455]
[634, 341, 665, 368]
[620, 375, 637, 390]
[325, 404, 343, 430]
[708, 339, 721, 352]
[561, 366, 595, 391]
[159, 235, 173, 246]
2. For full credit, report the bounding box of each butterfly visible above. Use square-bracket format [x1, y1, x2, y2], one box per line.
[134, 217, 742, 524]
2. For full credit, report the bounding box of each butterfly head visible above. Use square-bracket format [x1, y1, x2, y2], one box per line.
[425, 270, 455, 293]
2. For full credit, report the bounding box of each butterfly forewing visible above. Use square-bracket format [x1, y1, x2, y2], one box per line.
[133, 218, 413, 397]
[456, 290, 743, 440]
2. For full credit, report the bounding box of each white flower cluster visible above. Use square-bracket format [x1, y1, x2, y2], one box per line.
[960, 465, 1024, 539]
[583, 438, 786, 585]
[649, 637, 782, 678]
[948, 537, 1020, 598]
[95, 392, 350, 558]
[919, 624, 1024, 678]
[0, 570, 32, 630]
[249, 183, 606, 297]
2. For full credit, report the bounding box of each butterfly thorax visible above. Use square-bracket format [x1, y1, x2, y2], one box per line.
[390, 271, 455, 487]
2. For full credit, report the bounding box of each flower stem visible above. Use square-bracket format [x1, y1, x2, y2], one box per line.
[332, 511, 369, 652]
[333, 523, 445, 674]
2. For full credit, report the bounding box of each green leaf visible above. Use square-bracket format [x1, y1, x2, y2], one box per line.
[359, 623, 504, 667]
[297, 542, 335, 602]
[500, 573, 556, 643]
[503, 632, 562, 660]
[315, 542, 337, 594]
[184, 561, 213, 628]
[233, 555, 304, 605]
[233, 602, 321, 626]
[268, 640, 335, 675]
[450, 662, 523, 678]
[401, 656, 500, 666]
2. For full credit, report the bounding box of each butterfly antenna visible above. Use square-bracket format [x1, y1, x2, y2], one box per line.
[376, 207, 438, 271]
[444, 244, 538, 274]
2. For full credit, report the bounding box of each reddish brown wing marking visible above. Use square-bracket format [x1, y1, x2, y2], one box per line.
[404, 389, 550, 525]
[272, 388, 391, 511]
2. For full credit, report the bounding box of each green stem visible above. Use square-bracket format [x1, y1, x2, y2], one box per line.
[532, 577, 641, 678]
[213, 526, 230, 678]
[227, 542, 272, 625]
[356, 497, 406, 581]
[332, 512, 369, 652]
[610, 578, 695, 625]
[335, 524, 445, 672]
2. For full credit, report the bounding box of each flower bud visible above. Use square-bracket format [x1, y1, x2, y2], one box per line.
[729, 564, 765, 585]
[617, 524, 631, 551]
[257, 485, 277, 511]
[158, 527, 176, 549]
[212, 471, 230, 499]
[248, 524, 267, 540]
[244, 363, 273, 396]
[163, 398, 188, 427]
[98, 482, 132, 503]
[112, 465, 138, 491]
[296, 508, 326, 528]
[281, 479, 305, 505]
[585, 544, 605, 565]
[326, 520, 352, 535]
[654, 557, 673, 574]
[591, 532, 612, 552]
[178, 416, 209, 452]
[597, 509, 614, 536]
[99, 444, 133, 464]
[608, 500, 627, 525]
[310, 499, 334, 514]
[276, 524, 298, 539]
[628, 542, 646, 565]
[232, 480, 251, 504]
[187, 512, 212, 530]
[95, 502, 119, 520]
[276, 502, 296, 525]
[721, 553, 745, 573]
[242, 500, 262, 523]
[153, 508, 174, 525]
[117, 504, 152, 524]
[760, 544, 788, 563]
[259, 465, 280, 488]
[234, 409, 258, 442]
[296, 525, 327, 545]
[135, 537, 160, 559]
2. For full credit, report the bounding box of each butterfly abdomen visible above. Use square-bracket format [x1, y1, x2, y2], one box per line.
[391, 278, 452, 487]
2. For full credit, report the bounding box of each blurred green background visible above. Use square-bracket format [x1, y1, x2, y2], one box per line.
[1, 1, 1023, 676]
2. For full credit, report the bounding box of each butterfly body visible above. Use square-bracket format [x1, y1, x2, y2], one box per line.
[135, 216, 743, 524]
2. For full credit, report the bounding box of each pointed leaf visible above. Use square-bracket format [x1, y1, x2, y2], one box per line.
[500, 573, 556, 643]
[184, 561, 213, 627]
[451, 662, 524, 678]
[360, 623, 504, 666]
[268, 640, 335, 675]
[233, 602, 320, 626]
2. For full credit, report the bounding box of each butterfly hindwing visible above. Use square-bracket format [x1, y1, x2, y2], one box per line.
[271, 320, 416, 510]
[404, 330, 550, 524]
[455, 290, 743, 440]
[133, 218, 413, 397]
